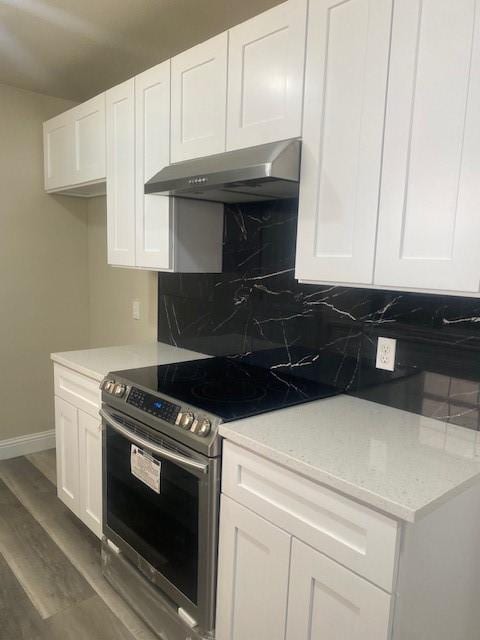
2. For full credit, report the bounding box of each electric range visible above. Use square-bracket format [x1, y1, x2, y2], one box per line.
[100, 351, 341, 639]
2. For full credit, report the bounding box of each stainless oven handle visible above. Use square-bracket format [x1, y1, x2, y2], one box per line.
[100, 408, 208, 474]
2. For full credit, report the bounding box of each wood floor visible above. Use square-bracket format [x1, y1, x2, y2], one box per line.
[0, 450, 158, 640]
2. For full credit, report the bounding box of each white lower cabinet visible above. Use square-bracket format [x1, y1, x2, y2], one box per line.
[54, 366, 102, 538]
[78, 410, 102, 537]
[218, 442, 480, 640]
[216, 442, 394, 640]
[216, 495, 391, 640]
[215, 496, 291, 640]
[55, 397, 80, 514]
[216, 507, 388, 640]
[286, 539, 391, 640]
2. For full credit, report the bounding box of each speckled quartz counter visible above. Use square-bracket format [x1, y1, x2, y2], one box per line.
[51, 342, 207, 381]
[219, 395, 480, 522]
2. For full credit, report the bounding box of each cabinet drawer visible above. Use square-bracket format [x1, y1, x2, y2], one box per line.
[54, 364, 101, 418]
[222, 442, 399, 591]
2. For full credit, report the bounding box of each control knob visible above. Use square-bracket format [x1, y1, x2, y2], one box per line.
[103, 380, 115, 393]
[177, 411, 194, 430]
[114, 384, 126, 397]
[197, 417, 211, 438]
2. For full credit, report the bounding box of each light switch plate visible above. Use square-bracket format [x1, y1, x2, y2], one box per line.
[132, 299, 141, 320]
[376, 337, 396, 371]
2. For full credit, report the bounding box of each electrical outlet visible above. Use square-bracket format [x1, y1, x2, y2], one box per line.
[132, 300, 141, 320]
[376, 337, 396, 371]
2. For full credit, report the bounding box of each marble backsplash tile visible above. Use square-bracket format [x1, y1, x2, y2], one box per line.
[158, 199, 480, 429]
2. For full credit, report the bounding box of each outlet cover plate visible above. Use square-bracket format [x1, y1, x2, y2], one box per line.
[376, 337, 396, 372]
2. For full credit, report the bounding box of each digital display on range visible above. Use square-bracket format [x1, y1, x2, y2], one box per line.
[127, 387, 180, 423]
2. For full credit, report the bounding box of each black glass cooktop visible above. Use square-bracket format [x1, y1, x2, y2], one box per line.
[112, 351, 341, 423]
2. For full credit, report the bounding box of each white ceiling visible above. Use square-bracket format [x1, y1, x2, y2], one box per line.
[0, 0, 281, 102]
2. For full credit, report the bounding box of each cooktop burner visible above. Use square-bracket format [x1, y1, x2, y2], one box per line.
[112, 351, 340, 423]
[192, 378, 267, 404]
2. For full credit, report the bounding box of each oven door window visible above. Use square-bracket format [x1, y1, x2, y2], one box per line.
[106, 426, 199, 604]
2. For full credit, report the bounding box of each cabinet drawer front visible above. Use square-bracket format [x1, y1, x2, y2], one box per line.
[222, 442, 399, 591]
[54, 364, 100, 417]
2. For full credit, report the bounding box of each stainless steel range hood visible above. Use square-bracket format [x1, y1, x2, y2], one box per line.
[145, 139, 301, 204]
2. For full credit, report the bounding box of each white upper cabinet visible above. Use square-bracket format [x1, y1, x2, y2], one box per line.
[286, 539, 391, 640]
[106, 74, 224, 272]
[106, 79, 136, 267]
[295, 0, 392, 285]
[43, 93, 106, 196]
[296, 0, 480, 295]
[226, 0, 307, 151]
[374, 0, 480, 294]
[135, 61, 172, 270]
[71, 93, 106, 185]
[44, 111, 73, 191]
[171, 33, 228, 162]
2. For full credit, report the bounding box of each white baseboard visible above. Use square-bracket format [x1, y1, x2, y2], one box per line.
[0, 429, 55, 460]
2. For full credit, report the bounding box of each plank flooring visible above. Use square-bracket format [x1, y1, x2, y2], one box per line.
[27, 449, 57, 486]
[0, 450, 158, 640]
[0, 554, 45, 640]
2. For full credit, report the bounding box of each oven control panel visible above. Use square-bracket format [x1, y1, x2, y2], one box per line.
[102, 380, 213, 439]
[126, 387, 180, 424]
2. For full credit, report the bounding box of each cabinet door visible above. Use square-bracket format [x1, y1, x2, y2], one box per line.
[226, 0, 307, 150]
[43, 112, 73, 191]
[135, 61, 172, 270]
[286, 540, 391, 640]
[106, 79, 136, 266]
[374, 0, 480, 293]
[78, 411, 102, 538]
[72, 93, 106, 184]
[295, 0, 392, 285]
[216, 496, 291, 640]
[54, 397, 79, 515]
[171, 33, 228, 162]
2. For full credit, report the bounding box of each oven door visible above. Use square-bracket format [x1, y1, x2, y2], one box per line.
[100, 406, 220, 634]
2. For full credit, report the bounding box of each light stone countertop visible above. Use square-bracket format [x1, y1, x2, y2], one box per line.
[51, 342, 207, 381]
[219, 395, 480, 522]
[51, 345, 480, 522]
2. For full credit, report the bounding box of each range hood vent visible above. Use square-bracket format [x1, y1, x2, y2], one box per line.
[145, 139, 301, 204]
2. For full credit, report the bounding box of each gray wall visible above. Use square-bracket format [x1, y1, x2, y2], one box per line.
[0, 83, 89, 440]
[87, 197, 157, 348]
